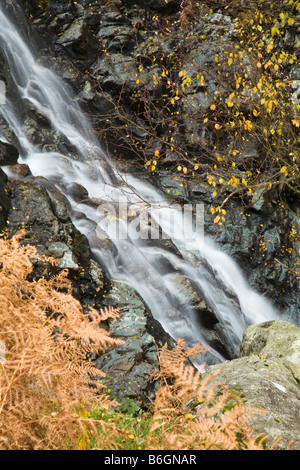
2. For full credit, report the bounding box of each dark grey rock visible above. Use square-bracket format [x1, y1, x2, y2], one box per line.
[0, 140, 19, 166]
[95, 280, 163, 406]
[0, 167, 10, 231]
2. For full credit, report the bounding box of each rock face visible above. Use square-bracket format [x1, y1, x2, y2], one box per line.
[240, 321, 300, 382]
[0, 168, 10, 232]
[0, 141, 19, 166]
[95, 280, 174, 407]
[205, 320, 300, 450]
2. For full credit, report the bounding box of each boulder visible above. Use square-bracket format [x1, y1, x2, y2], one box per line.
[0, 167, 10, 231]
[95, 280, 174, 407]
[0, 140, 19, 166]
[204, 320, 300, 449]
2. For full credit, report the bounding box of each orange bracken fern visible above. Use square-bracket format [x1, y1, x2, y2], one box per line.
[147, 339, 286, 450]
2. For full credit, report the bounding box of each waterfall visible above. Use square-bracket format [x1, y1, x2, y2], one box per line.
[0, 6, 279, 365]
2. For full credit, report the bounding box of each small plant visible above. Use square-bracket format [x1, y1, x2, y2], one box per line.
[146, 339, 288, 450]
[118, 397, 142, 417]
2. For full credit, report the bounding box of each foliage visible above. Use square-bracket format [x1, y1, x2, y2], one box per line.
[0, 232, 293, 449]
[0, 231, 123, 450]
[145, 339, 279, 450]
[95, 0, 299, 224]
[89, 405, 153, 450]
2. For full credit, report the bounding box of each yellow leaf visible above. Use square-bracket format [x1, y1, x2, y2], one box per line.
[280, 166, 287, 173]
[214, 215, 220, 224]
[267, 101, 273, 113]
[213, 191, 217, 197]
[210, 104, 216, 110]
[177, 166, 182, 171]
[228, 58, 233, 66]
[155, 149, 159, 156]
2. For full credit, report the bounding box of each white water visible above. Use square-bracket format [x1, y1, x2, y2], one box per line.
[0, 7, 279, 364]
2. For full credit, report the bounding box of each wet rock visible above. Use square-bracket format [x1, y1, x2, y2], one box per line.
[0, 167, 10, 231]
[240, 320, 300, 381]
[56, 18, 86, 47]
[91, 54, 138, 92]
[6, 180, 77, 259]
[131, 0, 180, 11]
[5, 164, 31, 178]
[48, 241, 79, 270]
[95, 280, 164, 406]
[67, 182, 89, 203]
[0, 140, 19, 166]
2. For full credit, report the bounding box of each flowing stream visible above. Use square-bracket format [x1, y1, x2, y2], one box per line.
[0, 6, 279, 365]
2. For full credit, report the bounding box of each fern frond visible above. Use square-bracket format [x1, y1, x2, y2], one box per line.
[0, 232, 123, 449]
[147, 339, 282, 450]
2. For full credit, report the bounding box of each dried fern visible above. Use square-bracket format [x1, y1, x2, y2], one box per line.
[147, 340, 281, 450]
[0, 231, 124, 450]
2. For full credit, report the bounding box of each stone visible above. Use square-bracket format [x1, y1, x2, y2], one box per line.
[204, 320, 300, 449]
[48, 241, 79, 270]
[6, 181, 76, 258]
[5, 164, 31, 178]
[95, 280, 162, 406]
[67, 182, 89, 202]
[0, 167, 10, 231]
[0, 140, 19, 166]
[240, 320, 300, 382]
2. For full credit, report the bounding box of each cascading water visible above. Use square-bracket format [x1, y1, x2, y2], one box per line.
[0, 6, 279, 365]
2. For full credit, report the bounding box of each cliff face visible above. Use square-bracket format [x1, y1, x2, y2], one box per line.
[205, 320, 300, 449]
